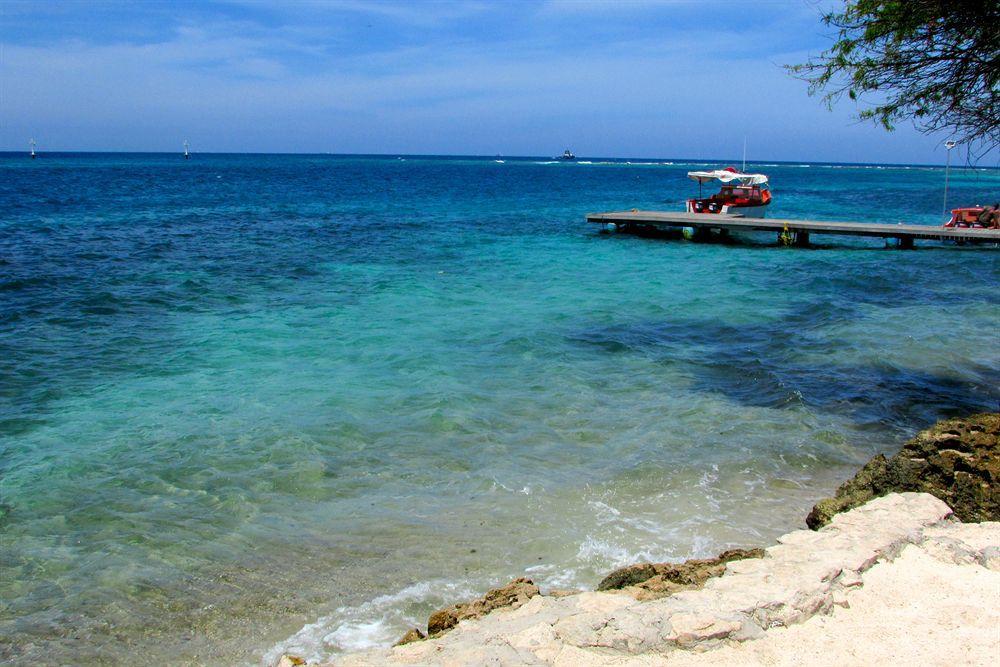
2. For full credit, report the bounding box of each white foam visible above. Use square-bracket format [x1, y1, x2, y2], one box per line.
[322, 619, 391, 653]
[489, 476, 534, 496]
[697, 465, 719, 489]
[688, 533, 715, 558]
[491, 476, 515, 493]
[262, 579, 476, 665]
[524, 562, 588, 590]
[588, 500, 621, 518]
[587, 500, 667, 536]
[575, 536, 661, 570]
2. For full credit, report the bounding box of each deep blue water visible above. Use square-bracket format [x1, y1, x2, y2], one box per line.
[1, 153, 998, 664]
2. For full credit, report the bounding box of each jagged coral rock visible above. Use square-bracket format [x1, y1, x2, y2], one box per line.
[597, 548, 765, 600]
[426, 577, 539, 636]
[807, 413, 999, 528]
[393, 627, 425, 646]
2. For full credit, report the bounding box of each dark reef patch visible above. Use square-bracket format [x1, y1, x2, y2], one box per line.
[568, 304, 1000, 431]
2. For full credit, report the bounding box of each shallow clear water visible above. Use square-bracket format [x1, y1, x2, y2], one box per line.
[1, 154, 998, 665]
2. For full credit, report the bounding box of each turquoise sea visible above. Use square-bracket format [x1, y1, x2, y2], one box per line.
[1, 153, 998, 665]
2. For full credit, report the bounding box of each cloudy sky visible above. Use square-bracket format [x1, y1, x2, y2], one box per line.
[0, 0, 969, 163]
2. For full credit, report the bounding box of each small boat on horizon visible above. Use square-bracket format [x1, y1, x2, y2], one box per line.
[559, 149, 575, 161]
[685, 167, 771, 218]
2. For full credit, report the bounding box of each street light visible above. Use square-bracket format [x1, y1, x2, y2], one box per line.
[942, 140, 957, 222]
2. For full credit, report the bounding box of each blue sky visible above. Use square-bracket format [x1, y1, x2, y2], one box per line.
[0, 0, 974, 163]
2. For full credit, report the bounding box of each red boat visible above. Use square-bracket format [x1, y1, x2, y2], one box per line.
[685, 167, 772, 218]
[945, 205, 999, 229]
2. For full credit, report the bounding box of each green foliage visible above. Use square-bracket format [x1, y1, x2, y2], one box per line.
[788, 1, 1000, 154]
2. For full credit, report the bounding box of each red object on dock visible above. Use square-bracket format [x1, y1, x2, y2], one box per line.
[945, 206, 999, 229]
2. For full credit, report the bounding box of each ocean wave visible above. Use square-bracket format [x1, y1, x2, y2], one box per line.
[491, 477, 532, 495]
[523, 535, 669, 590]
[262, 579, 477, 665]
[532, 160, 679, 167]
[263, 496, 688, 664]
[588, 500, 667, 535]
[574, 536, 663, 571]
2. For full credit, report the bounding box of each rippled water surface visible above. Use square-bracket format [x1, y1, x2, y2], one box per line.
[1, 154, 998, 664]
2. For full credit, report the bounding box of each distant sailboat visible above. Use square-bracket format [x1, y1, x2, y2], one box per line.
[183, 140, 190, 159]
[30, 138, 36, 159]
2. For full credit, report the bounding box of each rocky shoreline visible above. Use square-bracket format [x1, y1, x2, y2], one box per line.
[807, 413, 998, 527]
[276, 414, 999, 666]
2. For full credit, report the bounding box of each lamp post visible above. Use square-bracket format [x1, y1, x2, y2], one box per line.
[942, 140, 957, 222]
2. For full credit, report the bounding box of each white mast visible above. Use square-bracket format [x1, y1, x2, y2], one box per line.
[183, 140, 190, 159]
[30, 138, 36, 159]
[741, 136, 747, 172]
[942, 140, 956, 221]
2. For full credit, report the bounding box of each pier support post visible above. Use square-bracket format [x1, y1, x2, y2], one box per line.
[898, 237, 914, 250]
[691, 227, 713, 242]
[794, 231, 810, 247]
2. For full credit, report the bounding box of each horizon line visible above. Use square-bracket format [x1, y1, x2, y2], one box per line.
[1, 150, 990, 170]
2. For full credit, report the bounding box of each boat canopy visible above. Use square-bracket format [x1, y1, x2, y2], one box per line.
[687, 169, 768, 186]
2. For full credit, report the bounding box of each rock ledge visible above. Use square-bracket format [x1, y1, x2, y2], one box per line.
[311, 492, 998, 666]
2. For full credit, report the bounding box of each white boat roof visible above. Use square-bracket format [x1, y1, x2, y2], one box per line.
[687, 169, 768, 186]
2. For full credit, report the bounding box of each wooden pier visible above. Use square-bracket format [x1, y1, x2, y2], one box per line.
[586, 210, 1000, 248]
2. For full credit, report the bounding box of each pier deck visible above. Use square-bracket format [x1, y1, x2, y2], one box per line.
[586, 210, 1000, 248]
